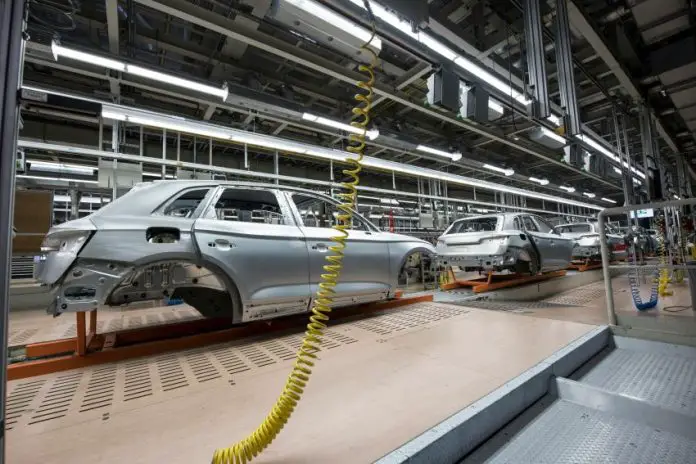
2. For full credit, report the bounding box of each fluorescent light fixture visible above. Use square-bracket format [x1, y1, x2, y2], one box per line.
[613, 167, 622, 175]
[302, 113, 379, 140]
[416, 144, 460, 161]
[471, 208, 490, 213]
[347, 0, 530, 106]
[51, 41, 126, 71]
[540, 127, 566, 145]
[102, 107, 232, 140]
[285, 0, 382, 52]
[582, 192, 596, 198]
[488, 100, 505, 115]
[674, 195, 681, 200]
[379, 198, 399, 205]
[483, 164, 514, 176]
[529, 176, 549, 186]
[142, 172, 177, 179]
[576, 134, 646, 180]
[54, 194, 111, 204]
[87, 102, 606, 211]
[559, 185, 575, 193]
[17, 174, 99, 185]
[52, 41, 228, 101]
[29, 160, 95, 175]
[546, 114, 562, 126]
[126, 65, 228, 100]
[601, 197, 617, 204]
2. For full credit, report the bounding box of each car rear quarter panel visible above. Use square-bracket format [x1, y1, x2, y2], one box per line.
[78, 215, 200, 265]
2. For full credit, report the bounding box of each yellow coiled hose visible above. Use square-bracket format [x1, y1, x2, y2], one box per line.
[211, 19, 379, 464]
[657, 214, 671, 296]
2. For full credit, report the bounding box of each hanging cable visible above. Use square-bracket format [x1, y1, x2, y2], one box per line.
[211, 3, 379, 463]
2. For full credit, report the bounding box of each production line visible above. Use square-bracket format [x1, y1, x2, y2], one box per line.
[3, 0, 696, 463]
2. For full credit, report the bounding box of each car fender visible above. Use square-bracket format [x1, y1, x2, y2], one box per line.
[389, 242, 435, 287]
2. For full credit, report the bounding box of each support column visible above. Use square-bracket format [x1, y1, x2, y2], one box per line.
[0, 0, 27, 459]
[639, 106, 655, 199]
[524, 0, 550, 119]
[554, 0, 581, 135]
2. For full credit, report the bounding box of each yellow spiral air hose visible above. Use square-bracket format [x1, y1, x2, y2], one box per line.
[657, 214, 672, 296]
[211, 11, 379, 464]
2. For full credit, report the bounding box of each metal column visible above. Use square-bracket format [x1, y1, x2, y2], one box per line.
[554, 0, 581, 136]
[524, 0, 550, 119]
[0, 1, 27, 460]
[639, 106, 655, 199]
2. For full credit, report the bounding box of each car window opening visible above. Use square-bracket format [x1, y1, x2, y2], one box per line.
[447, 216, 499, 234]
[214, 189, 285, 225]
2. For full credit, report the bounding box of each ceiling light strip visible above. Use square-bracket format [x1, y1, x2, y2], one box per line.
[99, 105, 605, 210]
[51, 41, 229, 100]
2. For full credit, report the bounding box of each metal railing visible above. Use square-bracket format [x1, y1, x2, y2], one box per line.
[598, 197, 696, 327]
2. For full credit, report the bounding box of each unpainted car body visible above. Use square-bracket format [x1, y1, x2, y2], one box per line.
[553, 222, 628, 261]
[435, 213, 573, 274]
[34, 181, 434, 323]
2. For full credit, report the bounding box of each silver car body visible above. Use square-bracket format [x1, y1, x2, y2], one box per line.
[553, 222, 627, 261]
[435, 213, 573, 273]
[34, 181, 434, 323]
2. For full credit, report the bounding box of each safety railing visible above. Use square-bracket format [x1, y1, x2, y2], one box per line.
[598, 198, 696, 344]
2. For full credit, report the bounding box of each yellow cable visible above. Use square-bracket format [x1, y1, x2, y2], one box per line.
[657, 215, 672, 296]
[211, 19, 379, 464]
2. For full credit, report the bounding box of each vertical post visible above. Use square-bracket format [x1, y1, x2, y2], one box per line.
[274, 150, 279, 184]
[76, 312, 87, 356]
[208, 138, 213, 166]
[523, 0, 550, 119]
[111, 121, 119, 199]
[98, 117, 104, 151]
[161, 128, 166, 179]
[329, 159, 335, 198]
[554, 0, 581, 136]
[176, 132, 180, 163]
[0, 3, 25, 456]
[139, 125, 144, 170]
[598, 212, 616, 324]
[244, 143, 249, 169]
[639, 106, 654, 199]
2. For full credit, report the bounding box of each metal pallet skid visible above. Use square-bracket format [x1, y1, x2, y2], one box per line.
[8, 292, 432, 380]
[440, 270, 567, 293]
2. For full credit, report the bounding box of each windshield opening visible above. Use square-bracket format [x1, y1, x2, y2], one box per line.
[554, 224, 592, 234]
[447, 216, 498, 234]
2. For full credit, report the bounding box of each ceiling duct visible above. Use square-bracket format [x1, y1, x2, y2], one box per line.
[528, 126, 567, 150]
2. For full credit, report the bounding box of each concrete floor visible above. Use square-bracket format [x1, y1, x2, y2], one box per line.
[7, 272, 695, 463]
[6, 302, 595, 464]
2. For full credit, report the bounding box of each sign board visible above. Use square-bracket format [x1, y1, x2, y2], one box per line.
[630, 208, 654, 219]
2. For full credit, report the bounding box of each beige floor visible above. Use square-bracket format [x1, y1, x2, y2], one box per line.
[6, 302, 595, 464]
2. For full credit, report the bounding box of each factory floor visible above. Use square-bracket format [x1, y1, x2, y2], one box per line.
[6, 274, 694, 463]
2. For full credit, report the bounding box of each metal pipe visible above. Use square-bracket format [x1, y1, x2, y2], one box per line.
[0, 4, 26, 456]
[17, 139, 597, 219]
[162, 128, 167, 179]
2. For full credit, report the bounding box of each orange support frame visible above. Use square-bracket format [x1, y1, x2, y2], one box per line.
[440, 270, 566, 293]
[10, 293, 433, 381]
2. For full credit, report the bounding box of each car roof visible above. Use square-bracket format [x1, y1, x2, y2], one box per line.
[89, 180, 337, 218]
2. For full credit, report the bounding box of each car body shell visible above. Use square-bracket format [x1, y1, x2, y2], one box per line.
[34, 181, 434, 323]
[435, 213, 573, 273]
[553, 222, 628, 261]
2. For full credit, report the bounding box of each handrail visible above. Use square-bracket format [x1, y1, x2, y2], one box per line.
[598, 197, 696, 325]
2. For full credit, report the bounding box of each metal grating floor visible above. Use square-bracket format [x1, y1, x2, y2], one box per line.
[6, 302, 466, 433]
[461, 337, 696, 464]
[579, 347, 696, 417]
[465, 398, 696, 464]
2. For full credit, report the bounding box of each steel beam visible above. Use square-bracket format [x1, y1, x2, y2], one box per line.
[134, 0, 618, 189]
[554, 0, 581, 136]
[523, 0, 550, 118]
[639, 105, 655, 199]
[105, 0, 120, 96]
[0, 0, 26, 459]
[566, 1, 684, 164]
